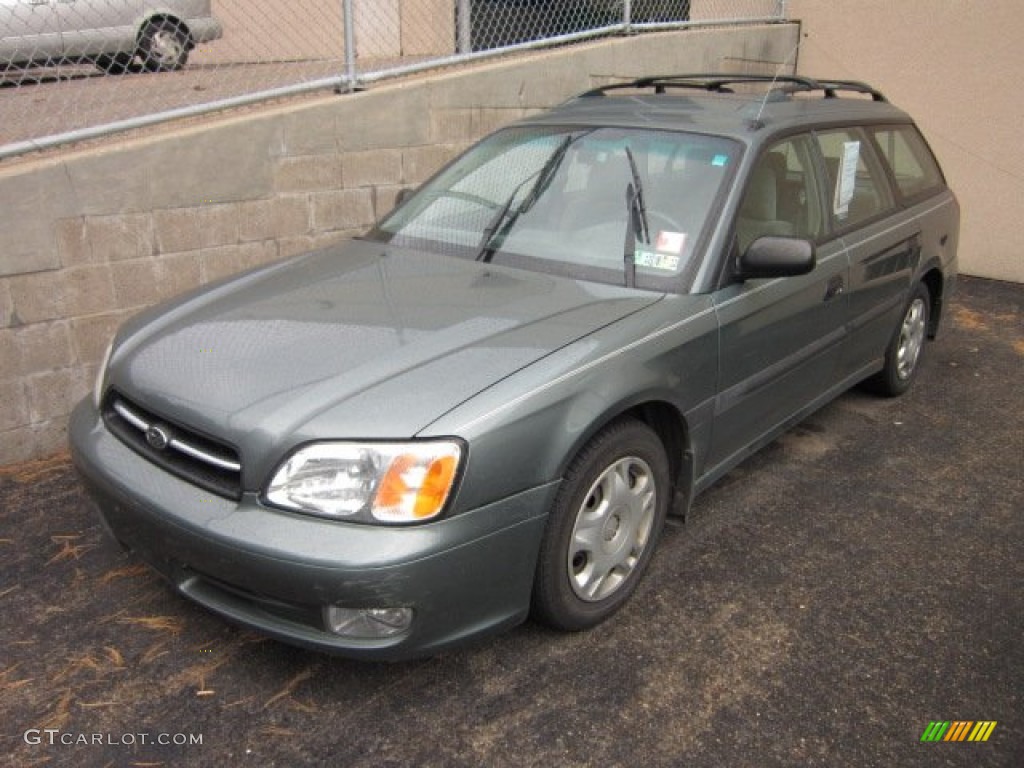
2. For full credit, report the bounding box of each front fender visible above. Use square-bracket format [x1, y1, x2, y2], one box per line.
[422, 295, 719, 517]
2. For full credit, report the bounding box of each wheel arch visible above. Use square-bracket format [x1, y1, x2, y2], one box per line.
[557, 397, 694, 519]
[919, 265, 946, 339]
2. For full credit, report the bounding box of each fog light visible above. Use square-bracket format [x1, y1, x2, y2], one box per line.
[323, 606, 413, 639]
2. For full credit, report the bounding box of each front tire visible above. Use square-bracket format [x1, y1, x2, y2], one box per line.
[532, 419, 670, 631]
[865, 282, 931, 397]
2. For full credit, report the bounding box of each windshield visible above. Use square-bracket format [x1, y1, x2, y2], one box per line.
[368, 127, 739, 292]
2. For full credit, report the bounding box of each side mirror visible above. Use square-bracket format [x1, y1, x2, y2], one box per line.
[737, 236, 816, 279]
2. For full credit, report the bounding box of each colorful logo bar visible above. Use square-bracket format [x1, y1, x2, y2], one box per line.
[920, 721, 997, 742]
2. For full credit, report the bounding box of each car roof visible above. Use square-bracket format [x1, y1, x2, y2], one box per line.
[520, 74, 915, 145]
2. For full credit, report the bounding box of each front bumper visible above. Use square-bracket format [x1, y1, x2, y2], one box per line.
[69, 400, 554, 660]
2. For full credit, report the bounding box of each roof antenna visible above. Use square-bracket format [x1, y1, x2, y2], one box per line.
[751, 39, 802, 129]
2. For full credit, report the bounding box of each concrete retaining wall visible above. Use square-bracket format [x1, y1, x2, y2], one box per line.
[0, 23, 799, 465]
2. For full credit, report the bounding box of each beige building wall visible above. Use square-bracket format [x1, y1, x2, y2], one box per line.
[199, 0, 455, 64]
[691, 0, 781, 22]
[789, 0, 1024, 284]
[203, 0, 345, 63]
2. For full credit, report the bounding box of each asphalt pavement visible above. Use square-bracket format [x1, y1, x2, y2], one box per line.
[1, 275, 1021, 767]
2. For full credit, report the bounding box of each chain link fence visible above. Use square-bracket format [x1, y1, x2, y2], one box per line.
[0, 1, 784, 159]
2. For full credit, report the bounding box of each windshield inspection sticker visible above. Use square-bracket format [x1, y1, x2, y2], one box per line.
[634, 247, 681, 271]
[634, 230, 687, 271]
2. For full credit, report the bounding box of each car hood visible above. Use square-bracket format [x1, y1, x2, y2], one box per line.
[110, 240, 662, 469]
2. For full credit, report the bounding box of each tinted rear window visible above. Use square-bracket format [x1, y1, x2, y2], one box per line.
[870, 126, 946, 201]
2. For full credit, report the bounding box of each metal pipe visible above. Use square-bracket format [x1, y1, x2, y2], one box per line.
[358, 24, 625, 84]
[0, 75, 353, 162]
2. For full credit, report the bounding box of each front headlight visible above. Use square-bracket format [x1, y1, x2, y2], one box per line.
[265, 441, 463, 524]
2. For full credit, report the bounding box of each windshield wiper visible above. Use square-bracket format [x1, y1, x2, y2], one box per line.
[475, 133, 578, 263]
[624, 182, 640, 288]
[624, 145, 650, 245]
[520, 133, 575, 215]
[475, 187, 519, 263]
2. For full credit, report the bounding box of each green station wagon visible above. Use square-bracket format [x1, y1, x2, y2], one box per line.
[70, 75, 960, 659]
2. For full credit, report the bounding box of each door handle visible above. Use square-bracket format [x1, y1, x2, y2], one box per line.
[824, 275, 844, 301]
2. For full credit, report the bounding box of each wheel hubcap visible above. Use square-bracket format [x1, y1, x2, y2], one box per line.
[152, 31, 183, 64]
[568, 456, 656, 602]
[896, 298, 927, 380]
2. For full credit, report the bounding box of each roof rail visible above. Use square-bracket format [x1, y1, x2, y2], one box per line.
[810, 78, 887, 102]
[578, 74, 887, 102]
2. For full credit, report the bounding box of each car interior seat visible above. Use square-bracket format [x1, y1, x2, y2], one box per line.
[736, 162, 793, 253]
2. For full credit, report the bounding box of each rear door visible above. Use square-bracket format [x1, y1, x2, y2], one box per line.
[814, 127, 919, 381]
[706, 133, 848, 478]
[0, 0, 61, 63]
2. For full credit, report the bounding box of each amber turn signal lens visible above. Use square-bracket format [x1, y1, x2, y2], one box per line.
[371, 446, 461, 523]
[413, 455, 458, 519]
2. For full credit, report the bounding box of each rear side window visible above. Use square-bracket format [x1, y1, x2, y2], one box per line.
[815, 128, 895, 229]
[870, 126, 946, 200]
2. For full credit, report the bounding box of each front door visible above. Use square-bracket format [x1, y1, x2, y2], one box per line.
[705, 134, 848, 480]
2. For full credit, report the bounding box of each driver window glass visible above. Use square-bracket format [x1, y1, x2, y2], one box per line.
[737, 135, 823, 254]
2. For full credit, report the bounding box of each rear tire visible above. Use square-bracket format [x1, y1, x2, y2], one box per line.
[532, 419, 670, 631]
[864, 282, 931, 397]
[139, 20, 190, 72]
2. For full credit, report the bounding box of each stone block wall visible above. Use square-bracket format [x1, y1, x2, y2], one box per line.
[0, 23, 800, 465]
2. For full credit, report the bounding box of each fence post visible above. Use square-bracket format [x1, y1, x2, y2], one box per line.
[456, 0, 472, 54]
[343, 0, 357, 90]
[623, 0, 632, 33]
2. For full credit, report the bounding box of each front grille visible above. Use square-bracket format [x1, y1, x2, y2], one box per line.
[102, 392, 242, 500]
